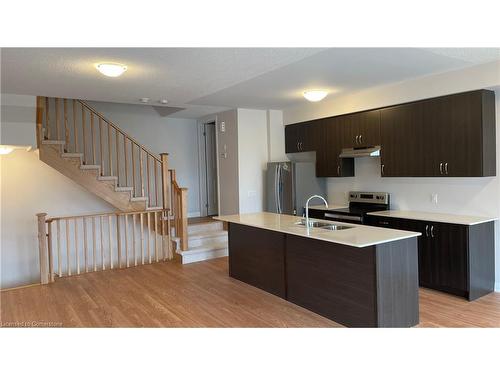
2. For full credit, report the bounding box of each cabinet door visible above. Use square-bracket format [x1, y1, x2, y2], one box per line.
[314, 120, 329, 177]
[356, 110, 381, 147]
[324, 117, 354, 177]
[380, 102, 425, 177]
[285, 124, 299, 153]
[440, 91, 483, 176]
[431, 222, 468, 295]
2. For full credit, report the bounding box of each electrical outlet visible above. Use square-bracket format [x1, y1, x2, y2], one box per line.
[431, 193, 438, 205]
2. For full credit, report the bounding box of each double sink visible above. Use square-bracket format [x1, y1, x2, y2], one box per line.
[294, 218, 353, 231]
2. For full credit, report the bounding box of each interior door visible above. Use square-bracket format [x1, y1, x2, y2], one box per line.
[204, 122, 218, 216]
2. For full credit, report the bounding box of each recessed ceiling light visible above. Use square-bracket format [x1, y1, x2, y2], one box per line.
[96, 63, 127, 77]
[303, 90, 328, 102]
[140, 98, 150, 103]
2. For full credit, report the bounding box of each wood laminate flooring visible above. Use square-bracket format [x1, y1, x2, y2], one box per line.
[1, 257, 499, 327]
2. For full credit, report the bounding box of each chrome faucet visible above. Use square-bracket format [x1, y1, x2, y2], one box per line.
[305, 195, 328, 229]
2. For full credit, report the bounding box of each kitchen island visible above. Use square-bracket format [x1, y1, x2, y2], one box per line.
[215, 212, 422, 328]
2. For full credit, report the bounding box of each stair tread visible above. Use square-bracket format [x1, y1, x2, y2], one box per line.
[61, 153, 83, 158]
[188, 230, 227, 239]
[80, 165, 100, 169]
[115, 186, 133, 191]
[97, 176, 118, 181]
[131, 196, 148, 201]
[42, 140, 65, 145]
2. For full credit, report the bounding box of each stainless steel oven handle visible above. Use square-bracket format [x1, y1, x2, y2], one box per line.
[324, 213, 362, 222]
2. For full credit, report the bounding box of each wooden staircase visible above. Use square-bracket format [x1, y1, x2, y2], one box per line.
[35, 96, 190, 284]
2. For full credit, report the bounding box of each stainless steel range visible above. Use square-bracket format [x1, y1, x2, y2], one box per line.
[314, 191, 390, 224]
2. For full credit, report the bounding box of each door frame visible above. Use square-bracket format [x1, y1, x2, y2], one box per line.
[197, 115, 220, 217]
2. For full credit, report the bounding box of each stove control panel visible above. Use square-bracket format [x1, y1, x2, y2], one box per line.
[348, 191, 390, 205]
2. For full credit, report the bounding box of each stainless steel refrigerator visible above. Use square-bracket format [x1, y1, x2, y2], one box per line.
[266, 161, 327, 216]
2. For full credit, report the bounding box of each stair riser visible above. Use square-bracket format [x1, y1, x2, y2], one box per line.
[179, 247, 228, 264]
[188, 235, 227, 248]
[188, 221, 223, 234]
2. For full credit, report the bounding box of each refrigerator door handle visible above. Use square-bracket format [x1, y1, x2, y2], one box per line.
[277, 164, 282, 213]
[274, 164, 279, 213]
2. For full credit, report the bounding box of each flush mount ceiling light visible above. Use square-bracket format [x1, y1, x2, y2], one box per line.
[159, 99, 168, 105]
[303, 90, 328, 102]
[140, 97, 150, 103]
[96, 63, 127, 77]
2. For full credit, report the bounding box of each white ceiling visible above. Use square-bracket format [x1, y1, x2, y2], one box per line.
[2, 48, 499, 118]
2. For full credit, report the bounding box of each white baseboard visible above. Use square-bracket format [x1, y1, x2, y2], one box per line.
[187, 211, 201, 218]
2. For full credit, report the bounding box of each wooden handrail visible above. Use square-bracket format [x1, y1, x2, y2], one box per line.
[45, 207, 166, 223]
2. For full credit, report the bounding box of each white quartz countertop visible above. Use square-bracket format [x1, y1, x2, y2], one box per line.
[214, 212, 420, 248]
[367, 210, 497, 226]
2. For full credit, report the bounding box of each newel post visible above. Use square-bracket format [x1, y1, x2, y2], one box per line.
[36, 213, 49, 284]
[160, 153, 170, 211]
[36, 96, 45, 148]
[180, 188, 188, 251]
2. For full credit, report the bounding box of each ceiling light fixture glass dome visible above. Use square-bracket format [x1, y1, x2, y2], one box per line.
[96, 63, 127, 77]
[303, 90, 328, 102]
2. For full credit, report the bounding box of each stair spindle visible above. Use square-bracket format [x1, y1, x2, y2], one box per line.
[45, 97, 50, 139]
[73, 100, 78, 152]
[147, 212, 151, 264]
[131, 143, 136, 197]
[147, 154, 151, 205]
[125, 214, 129, 268]
[100, 216, 105, 271]
[66, 219, 71, 276]
[47, 220, 54, 283]
[75, 218, 80, 275]
[55, 98, 60, 140]
[154, 160, 159, 208]
[91, 113, 96, 165]
[154, 211, 159, 262]
[132, 214, 137, 266]
[83, 217, 88, 273]
[140, 213, 144, 265]
[124, 136, 128, 187]
[108, 215, 113, 269]
[63, 99, 69, 151]
[57, 220, 62, 276]
[108, 123, 113, 176]
[92, 217, 97, 272]
[82, 105, 87, 164]
[139, 148, 145, 198]
[99, 118, 104, 175]
[116, 129, 120, 186]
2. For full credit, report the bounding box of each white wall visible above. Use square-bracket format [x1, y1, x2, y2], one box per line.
[283, 61, 500, 291]
[88, 101, 201, 216]
[267, 109, 287, 162]
[237, 109, 268, 213]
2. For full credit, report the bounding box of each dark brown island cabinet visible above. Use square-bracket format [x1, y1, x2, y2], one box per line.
[227, 223, 420, 328]
[285, 89, 496, 178]
[365, 215, 495, 301]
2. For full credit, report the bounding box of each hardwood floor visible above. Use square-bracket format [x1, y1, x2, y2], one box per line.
[1, 257, 499, 327]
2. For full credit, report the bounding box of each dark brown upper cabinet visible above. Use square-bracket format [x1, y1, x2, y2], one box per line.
[284, 120, 322, 153]
[380, 102, 426, 177]
[286, 89, 496, 178]
[316, 117, 354, 177]
[343, 110, 381, 148]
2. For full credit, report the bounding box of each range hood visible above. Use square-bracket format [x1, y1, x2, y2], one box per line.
[339, 145, 381, 158]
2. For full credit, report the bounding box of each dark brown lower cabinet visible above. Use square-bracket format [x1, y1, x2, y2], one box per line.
[228, 223, 286, 298]
[227, 222, 419, 327]
[365, 215, 495, 301]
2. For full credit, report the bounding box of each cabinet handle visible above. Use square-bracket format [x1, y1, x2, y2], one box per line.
[355, 135, 359, 145]
[445, 162, 448, 175]
[381, 164, 385, 175]
[380, 221, 389, 225]
[337, 165, 341, 176]
[439, 162, 443, 175]
[359, 134, 363, 144]
[296, 141, 299, 151]
[430, 225, 435, 238]
[425, 224, 429, 237]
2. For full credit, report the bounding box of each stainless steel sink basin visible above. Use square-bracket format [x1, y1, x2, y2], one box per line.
[295, 219, 353, 231]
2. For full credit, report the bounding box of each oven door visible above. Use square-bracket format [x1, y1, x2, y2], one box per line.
[323, 212, 363, 224]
